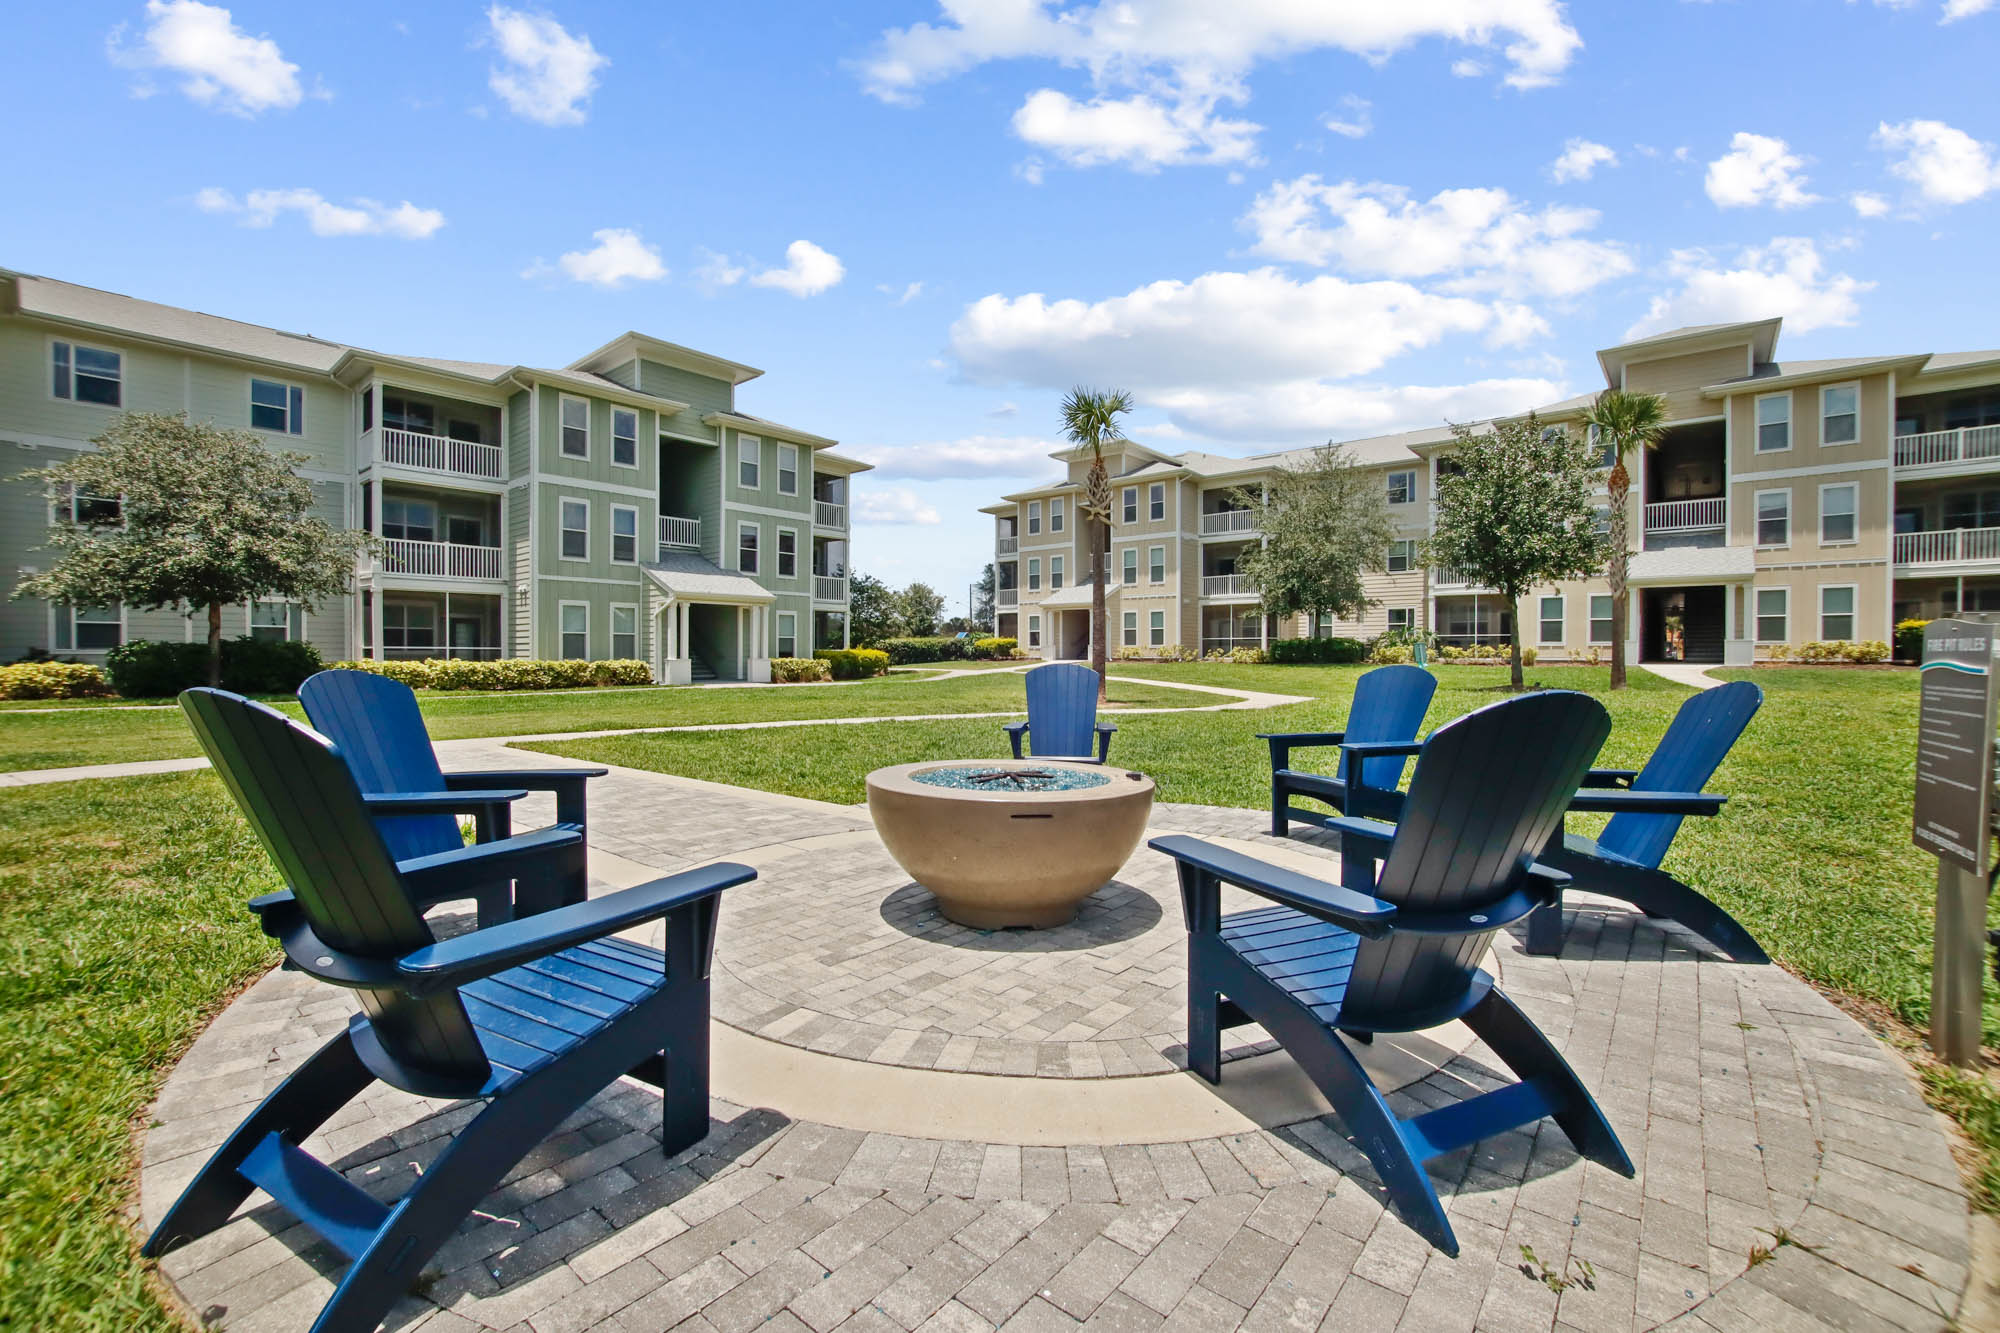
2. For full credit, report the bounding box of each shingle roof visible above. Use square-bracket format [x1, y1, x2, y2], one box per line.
[644, 552, 774, 603]
[9, 272, 346, 371]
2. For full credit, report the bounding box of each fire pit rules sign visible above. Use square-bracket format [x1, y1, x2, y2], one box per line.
[1914, 618, 2000, 875]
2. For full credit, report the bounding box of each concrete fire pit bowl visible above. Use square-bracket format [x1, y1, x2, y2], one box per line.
[866, 758, 1156, 929]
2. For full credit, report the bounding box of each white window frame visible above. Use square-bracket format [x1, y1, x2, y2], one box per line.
[1386, 607, 1414, 634]
[1387, 539, 1415, 573]
[1027, 557, 1042, 592]
[1820, 382, 1860, 447]
[1050, 498, 1065, 533]
[382, 600, 438, 654]
[1387, 470, 1417, 506]
[50, 337, 123, 407]
[610, 407, 639, 468]
[1148, 483, 1165, 521]
[609, 503, 639, 565]
[1149, 610, 1166, 647]
[777, 443, 799, 495]
[1122, 547, 1138, 585]
[1148, 545, 1166, 584]
[610, 603, 638, 660]
[1537, 594, 1565, 645]
[1819, 583, 1858, 641]
[775, 610, 797, 659]
[66, 487, 122, 527]
[1050, 555, 1064, 590]
[247, 599, 302, 643]
[738, 435, 762, 489]
[1755, 392, 1792, 454]
[558, 601, 590, 660]
[249, 376, 305, 436]
[59, 602, 125, 653]
[1122, 487, 1138, 524]
[1754, 587, 1789, 644]
[1122, 610, 1138, 646]
[559, 395, 590, 459]
[1754, 488, 1791, 549]
[1588, 594, 1614, 645]
[1027, 614, 1042, 649]
[737, 521, 760, 574]
[1027, 500, 1042, 535]
[559, 497, 590, 562]
[776, 526, 799, 579]
[1818, 482, 1858, 546]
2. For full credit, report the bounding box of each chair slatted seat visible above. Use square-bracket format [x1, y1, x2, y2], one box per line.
[1261, 664, 1437, 833]
[1006, 662, 1116, 762]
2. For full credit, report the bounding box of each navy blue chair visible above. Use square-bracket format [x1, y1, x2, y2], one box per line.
[1006, 662, 1116, 763]
[300, 669, 607, 924]
[147, 689, 753, 1333]
[1152, 691, 1632, 1256]
[1260, 664, 1437, 833]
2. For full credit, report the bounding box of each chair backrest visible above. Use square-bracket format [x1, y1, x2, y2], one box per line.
[1597, 680, 1762, 869]
[1023, 663, 1101, 757]
[181, 688, 490, 1089]
[1343, 691, 1611, 1028]
[298, 669, 460, 864]
[1343, 664, 1439, 790]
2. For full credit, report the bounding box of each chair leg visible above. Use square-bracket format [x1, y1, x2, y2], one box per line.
[144, 1028, 375, 1259]
[1611, 867, 1768, 964]
[1187, 986, 1223, 1084]
[1524, 895, 1565, 955]
[658, 1005, 711, 1158]
[1270, 782, 1289, 838]
[1461, 988, 1632, 1177]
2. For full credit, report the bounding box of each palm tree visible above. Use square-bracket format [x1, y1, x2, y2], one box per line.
[1583, 389, 1668, 690]
[1060, 387, 1134, 700]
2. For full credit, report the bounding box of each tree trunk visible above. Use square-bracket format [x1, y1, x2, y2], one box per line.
[1607, 465, 1631, 689]
[1508, 594, 1524, 690]
[1090, 517, 1108, 701]
[206, 601, 223, 687]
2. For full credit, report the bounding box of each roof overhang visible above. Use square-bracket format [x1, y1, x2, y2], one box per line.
[1700, 354, 1928, 399]
[1626, 546, 1757, 586]
[568, 332, 763, 385]
[809, 448, 873, 475]
[642, 564, 774, 605]
[702, 411, 837, 449]
[1040, 582, 1117, 609]
[1598, 319, 1781, 387]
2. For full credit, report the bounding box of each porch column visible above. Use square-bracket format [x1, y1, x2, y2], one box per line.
[443, 591, 452, 658]
[842, 610, 850, 648]
[678, 601, 689, 659]
[370, 590, 385, 663]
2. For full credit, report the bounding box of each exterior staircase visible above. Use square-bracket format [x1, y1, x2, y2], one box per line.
[688, 655, 718, 683]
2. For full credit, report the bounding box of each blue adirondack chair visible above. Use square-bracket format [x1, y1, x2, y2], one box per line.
[1151, 691, 1632, 1256]
[299, 668, 608, 924]
[1259, 664, 1437, 833]
[146, 689, 754, 1333]
[1006, 662, 1116, 762]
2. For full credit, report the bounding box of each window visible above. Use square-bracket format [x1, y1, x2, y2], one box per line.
[1027, 501, 1043, 534]
[611, 604, 638, 660]
[1149, 545, 1165, 584]
[66, 604, 122, 651]
[1051, 556, 1064, 590]
[250, 378, 304, 435]
[1945, 490, 2000, 530]
[1819, 585, 1856, 641]
[737, 522, 759, 574]
[776, 611, 796, 659]
[1387, 539, 1415, 573]
[1755, 588, 1788, 643]
[1386, 608, 1414, 634]
[1122, 548, 1137, 585]
[1540, 424, 1568, 446]
[1819, 483, 1857, 544]
[1755, 490, 1790, 547]
[1028, 615, 1041, 649]
[1050, 498, 1065, 533]
[52, 340, 121, 406]
[383, 395, 434, 434]
[362, 387, 374, 431]
[1028, 558, 1042, 591]
[777, 444, 798, 495]
[560, 603, 588, 659]
[560, 498, 589, 560]
[1588, 422, 1615, 468]
[777, 528, 798, 578]
[69, 488, 121, 526]
[738, 437, 762, 488]
[1821, 384, 1859, 446]
[1592, 504, 1612, 539]
[1122, 487, 1138, 524]
[249, 600, 298, 643]
[1756, 393, 1791, 452]
[560, 396, 589, 458]
[1538, 595, 1564, 644]
[446, 513, 483, 546]
[1589, 594, 1614, 645]
[612, 409, 638, 466]
[1387, 470, 1417, 505]
[383, 497, 437, 543]
[1149, 483, 1165, 521]
[610, 505, 638, 564]
[1149, 610, 1166, 647]
[383, 602, 435, 652]
[1122, 610, 1138, 646]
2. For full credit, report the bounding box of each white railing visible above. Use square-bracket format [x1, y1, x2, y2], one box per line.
[658, 514, 700, 550]
[1895, 526, 2000, 566]
[373, 427, 505, 481]
[380, 539, 504, 580]
[1644, 498, 1726, 532]
[998, 588, 1018, 606]
[1201, 509, 1256, 535]
[997, 535, 1018, 555]
[1896, 425, 2000, 469]
[1201, 574, 1255, 597]
[815, 574, 847, 601]
[1433, 568, 1487, 589]
[815, 500, 847, 528]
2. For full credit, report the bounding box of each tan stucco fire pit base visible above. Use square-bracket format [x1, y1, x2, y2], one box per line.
[866, 758, 1156, 928]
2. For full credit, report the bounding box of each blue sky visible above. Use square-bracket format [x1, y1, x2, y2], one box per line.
[4, 1, 1998, 613]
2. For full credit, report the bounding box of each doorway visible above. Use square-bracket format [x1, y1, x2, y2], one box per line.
[1640, 586, 1725, 664]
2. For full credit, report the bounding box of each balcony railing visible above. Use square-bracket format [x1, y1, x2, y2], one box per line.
[998, 588, 1018, 606]
[658, 514, 700, 551]
[1896, 425, 2000, 469]
[815, 500, 847, 528]
[814, 574, 847, 601]
[371, 427, 505, 481]
[1201, 574, 1256, 597]
[1432, 568, 1490, 590]
[997, 535, 1019, 555]
[1200, 509, 1256, 535]
[380, 539, 504, 580]
[1895, 526, 2000, 566]
[1644, 497, 1726, 532]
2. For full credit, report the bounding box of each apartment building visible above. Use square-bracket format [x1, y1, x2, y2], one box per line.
[0, 270, 868, 682]
[983, 317, 2000, 664]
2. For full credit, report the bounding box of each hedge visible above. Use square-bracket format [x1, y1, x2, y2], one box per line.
[875, 636, 972, 665]
[105, 637, 323, 698]
[1895, 618, 1929, 662]
[971, 637, 1018, 659]
[0, 661, 114, 700]
[770, 657, 832, 683]
[1772, 640, 1891, 664]
[1267, 636, 1367, 665]
[813, 648, 891, 680]
[324, 658, 654, 690]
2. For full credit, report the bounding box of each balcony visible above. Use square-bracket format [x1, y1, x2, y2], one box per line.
[1433, 568, 1489, 590]
[1201, 510, 1256, 536]
[1644, 498, 1725, 533]
[814, 574, 847, 602]
[998, 588, 1018, 606]
[379, 539, 504, 581]
[1896, 425, 2000, 470]
[1896, 526, 2000, 567]
[658, 514, 700, 552]
[1201, 574, 1256, 598]
[815, 500, 848, 529]
[368, 427, 505, 482]
[997, 535, 1019, 555]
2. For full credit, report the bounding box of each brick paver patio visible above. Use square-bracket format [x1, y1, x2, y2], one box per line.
[140, 756, 1975, 1331]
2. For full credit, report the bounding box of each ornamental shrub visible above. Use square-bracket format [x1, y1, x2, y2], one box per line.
[1156, 643, 1199, 662]
[875, 636, 971, 664]
[770, 656, 832, 683]
[0, 661, 113, 699]
[1112, 645, 1147, 661]
[322, 657, 653, 691]
[106, 637, 322, 697]
[813, 648, 891, 679]
[971, 637, 1018, 659]
[1895, 618, 1930, 662]
[1267, 637, 1366, 665]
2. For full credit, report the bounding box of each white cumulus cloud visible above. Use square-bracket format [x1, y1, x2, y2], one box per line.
[486, 5, 606, 126]
[856, 488, 943, 525]
[1875, 118, 2000, 206]
[749, 240, 845, 297]
[525, 228, 666, 289]
[1704, 132, 1820, 209]
[1548, 138, 1617, 183]
[1010, 89, 1258, 170]
[108, 0, 306, 116]
[1944, 0, 1994, 18]
[1151, 376, 1567, 442]
[1321, 95, 1372, 140]
[850, 435, 1065, 480]
[195, 187, 445, 238]
[1625, 237, 1870, 339]
[1849, 191, 1891, 218]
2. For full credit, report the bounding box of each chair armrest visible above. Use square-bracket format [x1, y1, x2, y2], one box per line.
[1095, 722, 1116, 763]
[1333, 740, 1425, 759]
[1255, 731, 1348, 745]
[1566, 789, 1727, 816]
[396, 826, 583, 905]
[1148, 834, 1396, 938]
[396, 860, 757, 992]
[1578, 768, 1638, 789]
[1392, 864, 1572, 936]
[445, 767, 609, 788]
[1004, 721, 1028, 759]
[1321, 815, 1397, 855]
[363, 789, 527, 815]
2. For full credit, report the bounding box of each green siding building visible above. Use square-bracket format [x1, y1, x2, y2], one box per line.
[0, 270, 867, 681]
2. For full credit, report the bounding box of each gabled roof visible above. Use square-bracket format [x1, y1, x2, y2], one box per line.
[2, 270, 347, 373]
[1597, 318, 1780, 386]
[567, 331, 763, 386]
[644, 553, 773, 604]
[1701, 353, 1929, 398]
[701, 410, 837, 449]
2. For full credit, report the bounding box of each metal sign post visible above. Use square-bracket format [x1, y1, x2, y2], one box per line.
[1913, 617, 1999, 1065]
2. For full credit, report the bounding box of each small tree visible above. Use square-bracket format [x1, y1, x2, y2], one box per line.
[847, 572, 899, 646]
[1060, 387, 1134, 701]
[897, 581, 946, 636]
[1582, 389, 1668, 690]
[1422, 414, 1607, 689]
[13, 412, 370, 687]
[972, 563, 997, 627]
[1234, 443, 1395, 636]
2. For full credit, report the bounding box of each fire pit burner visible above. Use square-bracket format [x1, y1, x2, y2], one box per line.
[908, 764, 1112, 793]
